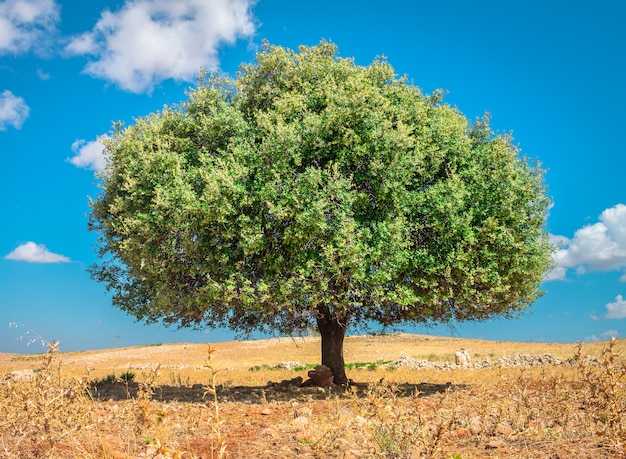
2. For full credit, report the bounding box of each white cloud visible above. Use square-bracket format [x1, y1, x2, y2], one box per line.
[0, 0, 59, 55]
[68, 138, 107, 171]
[66, 0, 257, 93]
[543, 264, 567, 282]
[583, 330, 619, 343]
[4, 241, 71, 263]
[546, 204, 626, 281]
[0, 90, 29, 130]
[604, 295, 626, 319]
[543, 234, 569, 281]
[36, 68, 50, 80]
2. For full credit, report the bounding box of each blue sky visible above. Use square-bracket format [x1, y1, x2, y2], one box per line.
[1, 0, 625, 353]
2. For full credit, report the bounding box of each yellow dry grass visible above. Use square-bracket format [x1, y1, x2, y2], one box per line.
[1, 333, 625, 458]
[1, 333, 606, 384]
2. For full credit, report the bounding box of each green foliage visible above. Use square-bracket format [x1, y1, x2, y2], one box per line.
[345, 361, 393, 371]
[248, 364, 275, 372]
[293, 364, 318, 372]
[120, 370, 136, 382]
[91, 370, 135, 387]
[89, 41, 553, 339]
[90, 373, 118, 387]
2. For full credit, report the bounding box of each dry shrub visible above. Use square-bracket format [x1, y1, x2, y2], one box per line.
[203, 344, 227, 459]
[354, 383, 457, 458]
[0, 341, 96, 457]
[93, 345, 228, 459]
[301, 339, 625, 459]
[0, 342, 228, 459]
[303, 383, 460, 458]
[575, 337, 626, 452]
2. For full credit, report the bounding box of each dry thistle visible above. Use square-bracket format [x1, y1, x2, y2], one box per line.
[0, 338, 95, 457]
[576, 337, 626, 451]
[203, 344, 227, 459]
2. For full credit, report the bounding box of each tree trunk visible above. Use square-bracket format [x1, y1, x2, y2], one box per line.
[317, 313, 348, 385]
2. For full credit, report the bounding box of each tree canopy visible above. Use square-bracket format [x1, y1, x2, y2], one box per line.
[89, 41, 553, 384]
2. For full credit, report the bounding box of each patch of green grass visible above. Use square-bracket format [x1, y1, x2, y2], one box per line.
[100, 373, 118, 384]
[10, 354, 45, 362]
[293, 364, 317, 371]
[248, 364, 275, 372]
[345, 360, 393, 371]
[119, 371, 136, 382]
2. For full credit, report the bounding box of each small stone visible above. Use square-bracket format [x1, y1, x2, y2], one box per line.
[354, 415, 368, 426]
[294, 407, 312, 418]
[455, 349, 471, 367]
[295, 430, 312, 442]
[486, 439, 507, 449]
[261, 427, 278, 438]
[496, 421, 513, 436]
[138, 446, 158, 458]
[7, 369, 35, 381]
[307, 365, 334, 387]
[334, 438, 350, 449]
[274, 361, 305, 370]
[261, 408, 272, 415]
[469, 416, 482, 434]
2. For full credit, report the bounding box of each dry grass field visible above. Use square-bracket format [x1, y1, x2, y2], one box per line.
[1, 333, 625, 458]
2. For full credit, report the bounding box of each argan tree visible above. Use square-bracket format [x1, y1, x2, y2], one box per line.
[89, 42, 553, 385]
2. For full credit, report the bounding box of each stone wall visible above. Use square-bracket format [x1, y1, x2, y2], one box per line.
[382, 352, 565, 371]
